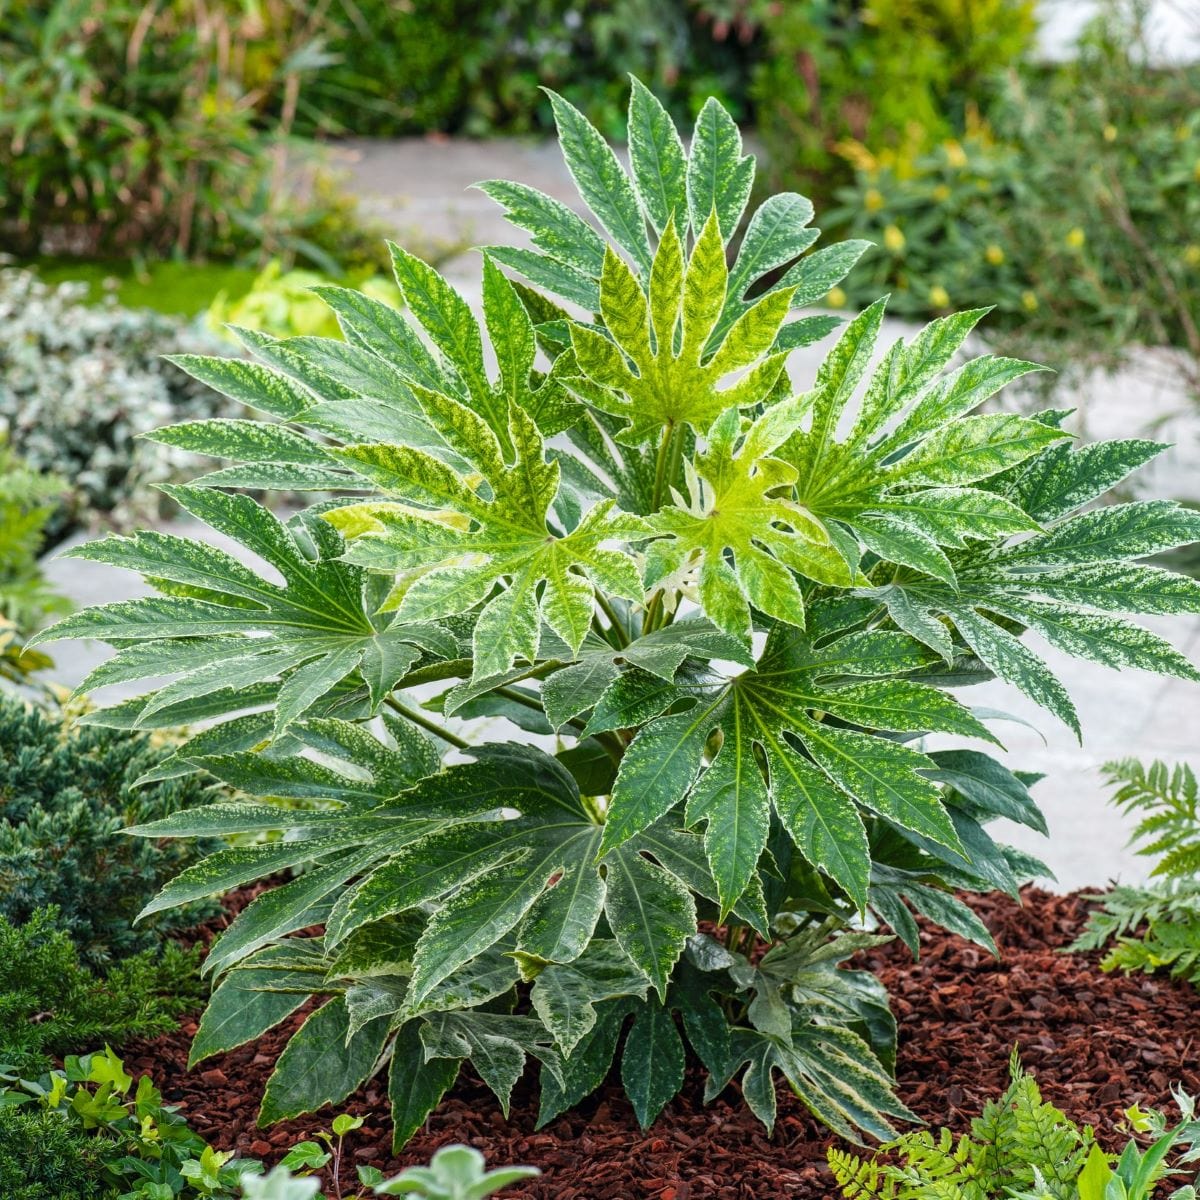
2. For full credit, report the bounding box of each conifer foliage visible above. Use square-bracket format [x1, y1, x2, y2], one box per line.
[38, 80, 1200, 1146]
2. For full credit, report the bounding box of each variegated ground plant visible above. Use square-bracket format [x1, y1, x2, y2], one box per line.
[36, 80, 1200, 1147]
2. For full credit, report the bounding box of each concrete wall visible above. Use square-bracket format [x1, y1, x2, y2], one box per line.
[1035, 0, 1200, 64]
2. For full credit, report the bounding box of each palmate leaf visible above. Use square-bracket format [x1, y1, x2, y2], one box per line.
[322, 744, 700, 1006]
[31, 488, 457, 737]
[865, 438, 1200, 733]
[636, 304, 1066, 643]
[597, 614, 995, 915]
[679, 928, 911, 1142]
[326, 383, 650, 681]
[158, 242, 585, 498]
[569, 215, 794, 444]
[480, 81, 866, 352]
[775, 302, 1062, 582]
[540, 614, 753, 730]
[645, 398, 858, 642]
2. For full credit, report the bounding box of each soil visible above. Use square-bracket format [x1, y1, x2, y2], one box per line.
[123, 888, 1200, 1199]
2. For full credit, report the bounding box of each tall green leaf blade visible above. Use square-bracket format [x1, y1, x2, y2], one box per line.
[260, 997, 388, 1125]
[389, 1021, 461, 1151]
[628, 77, 687, 233]
[686, 97, 754, 239]
[621, 999, 685, 1128]
[546, 89, 652, 273]
[603, 848, 696, 1000]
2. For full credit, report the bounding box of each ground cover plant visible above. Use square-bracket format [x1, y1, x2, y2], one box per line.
[0, 694, 222, 963]
[1072, 760, 1200, 987]
[37, 78, 1200, 1151]
[830, 1052, 1200, 1199]
[0, 1049, 536, 1200]
[0, 910, 203, 1077]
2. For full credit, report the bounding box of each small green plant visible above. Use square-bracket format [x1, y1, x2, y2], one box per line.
[206, 263, 404, 343]
[374, 1145, 538, 1199]
[1070, 760, 1200, 986]
[1, 1048, 264, 1198]
[0, 438, 67, 630]
[830, 1052, 1200, 1199]
[0, 1101, 109, 1199]
[280, 1113, 389, 1199]
[0, 694, 222, 964]
[36, 78, 1200, 1149]
[0, 438, 68, 686]
[1104, 759, 1200, 880]
[0, 909, 204, 1077]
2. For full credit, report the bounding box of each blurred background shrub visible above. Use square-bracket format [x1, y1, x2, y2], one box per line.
[0, 0, 342, 263]
[0, 693, 223, 965]
[827, 3, 1200, 390]
[305, 0, 761, 139]
[1, 0, 1197, 407]
[0, 907, 204, 1076]
[751, 0, 1036, 206]
[0, 269, 238, 539]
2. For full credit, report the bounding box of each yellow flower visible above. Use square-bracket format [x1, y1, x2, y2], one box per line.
[1065, 227, 1086, 249]
[932, 184, 951, 202]
[827, 286, 847, 309]
[944, 140, 968, 169]
[1021, 290, 1039, 311]
[864, 188, 885, 212]
[1184, 245, 1200, 267]
[1194, 160, 1200, 183]
[985, 244, 1005, 265]
[883, 224, 906, 253]
[1103, 124, 1118, 143]
[928, 285, 950, 309]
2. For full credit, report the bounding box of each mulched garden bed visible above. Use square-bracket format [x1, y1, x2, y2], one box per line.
[124, 888, 1200, 1199]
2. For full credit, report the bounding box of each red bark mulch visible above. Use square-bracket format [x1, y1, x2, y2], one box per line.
[124, 888, 1200, 1199]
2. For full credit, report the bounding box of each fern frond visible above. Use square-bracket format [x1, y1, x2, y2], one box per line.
[829, 1146, 896, 1199]
[1103, 758, 1200, 879]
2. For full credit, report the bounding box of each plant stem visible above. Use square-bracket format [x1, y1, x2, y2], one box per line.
[384, 695, 470, 750]
[651, 424, 674, 513]
[595, 591, 630, 648]
[642, 588, 665, 635]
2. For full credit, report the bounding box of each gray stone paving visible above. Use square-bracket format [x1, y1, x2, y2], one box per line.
[39, 137, 1200, 893]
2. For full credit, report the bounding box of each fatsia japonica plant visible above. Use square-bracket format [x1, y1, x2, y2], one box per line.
[35, 80, 1200, 1147]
